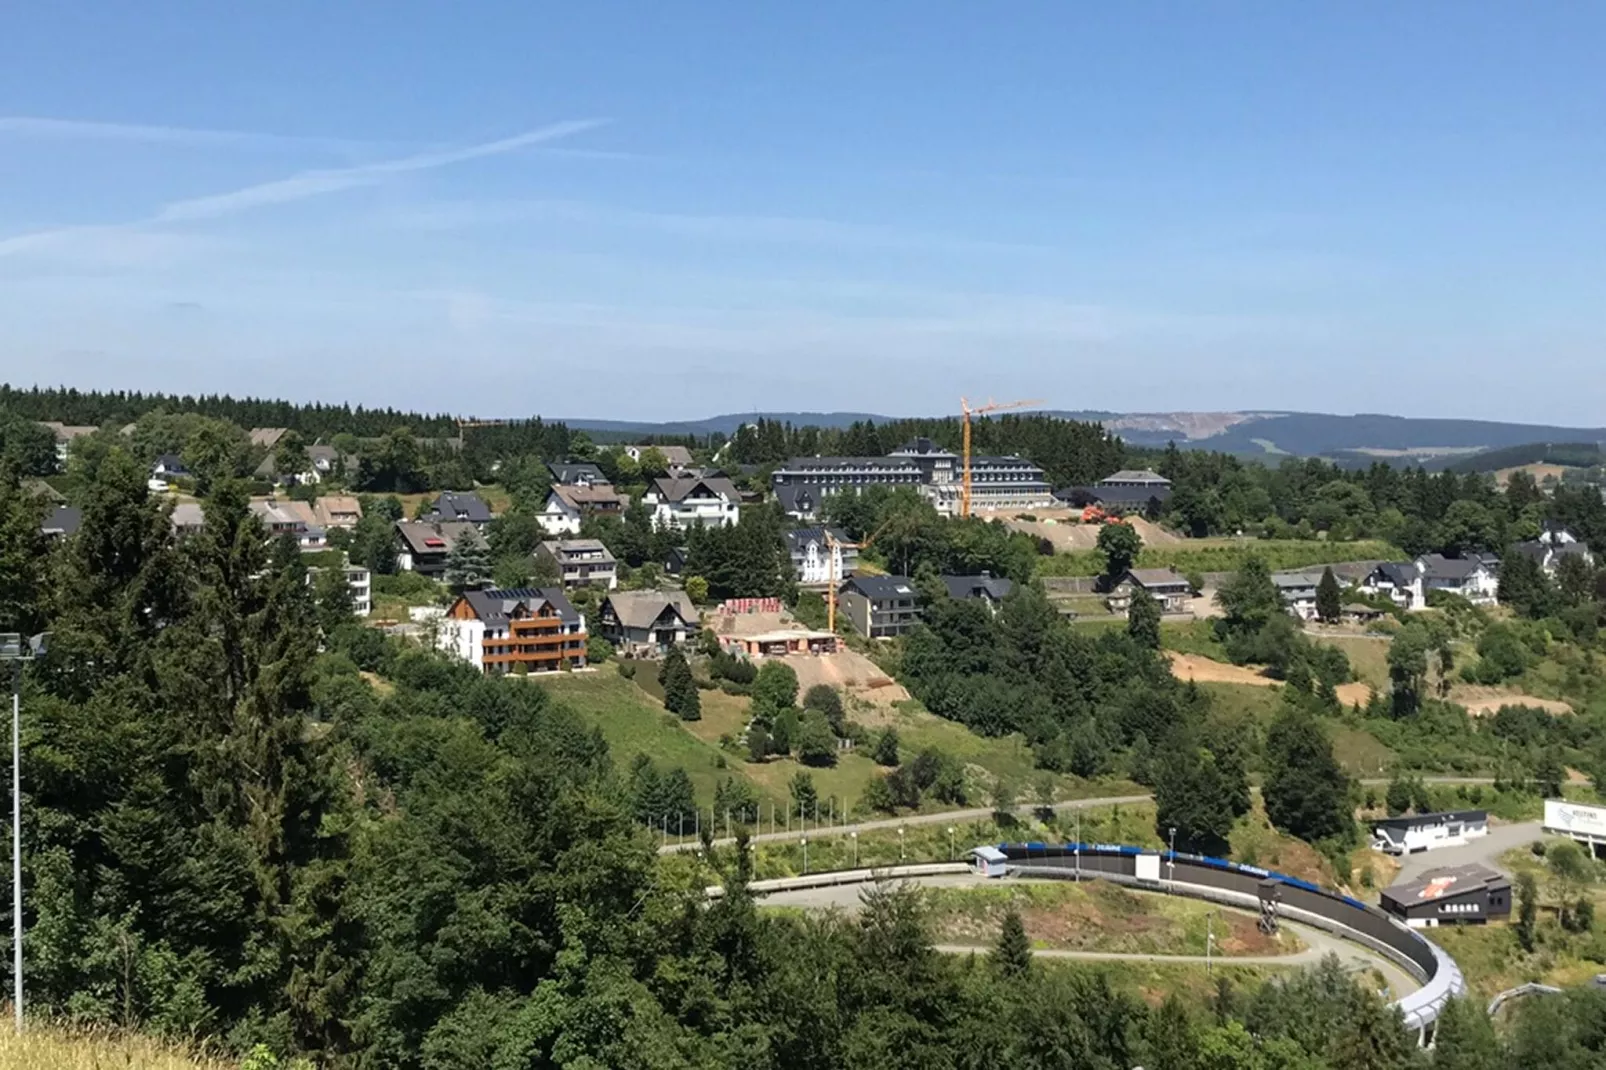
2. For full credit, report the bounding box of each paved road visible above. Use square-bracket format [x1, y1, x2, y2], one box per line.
[1394, 820, 1545, 884]
[763, 872, 1421, 997]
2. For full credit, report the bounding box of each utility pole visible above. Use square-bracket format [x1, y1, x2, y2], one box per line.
[1206, 911, 1216, 975]
[1168, 827, 1177, 888]
[2, 633, 47, 1034]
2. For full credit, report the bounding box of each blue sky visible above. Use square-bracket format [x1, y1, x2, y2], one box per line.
[3, 3, 1604, 424]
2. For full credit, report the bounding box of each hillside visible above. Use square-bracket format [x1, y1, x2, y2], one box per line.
[1446, 441, 1606, 474]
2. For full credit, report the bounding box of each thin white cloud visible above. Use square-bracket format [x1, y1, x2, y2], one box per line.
[153, 120, 608, 223]
[0, 115, 362, 152]
[0, 119, 609, 260]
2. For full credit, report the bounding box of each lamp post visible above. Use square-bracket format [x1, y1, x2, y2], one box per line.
[850, 830, 859, 869]
[801, 837, 808, 875]
[1168, 826, 1177, 888]
[1206, 910, 1216, 976]
[947, 826, 956, 861]
[898, 826, 905, 863]
[1, 632, 47, 1034]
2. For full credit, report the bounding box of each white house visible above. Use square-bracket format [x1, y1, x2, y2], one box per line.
[643, 476, 740, 531]
[1370, 810, 1488, 856]
[537, 484, 628, 537]
[1360, 562, 1425, 612]
[1416, 553, 1500, 606]
[784, 527, 856, 586]
[1272, 571, 1321, 621]
[1511, 525, 1593, 578]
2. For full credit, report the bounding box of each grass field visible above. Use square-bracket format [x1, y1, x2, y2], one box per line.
[1309, 635, 1391, 690]
[1037, 539, 1403, 579]
[923, 879, 1304, 958]
[0, 1028, 233, 1070]
[1161, 619, 1229, 661]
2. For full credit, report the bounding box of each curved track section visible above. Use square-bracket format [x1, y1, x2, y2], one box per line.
[1002, 843, 1464, 1034]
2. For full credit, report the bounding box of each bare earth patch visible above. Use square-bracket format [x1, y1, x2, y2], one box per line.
[1166, 653, 1372, 706]
[788, 650, 910, 707]
[1450, 686, 1572, 717]
[1002, 511, 1182, 552]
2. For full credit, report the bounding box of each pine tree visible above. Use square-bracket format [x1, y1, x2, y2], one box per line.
[1315, 566, 1342, 623]
[1515, 871, 1538, 952]
[993, 906, 1032, 979]
[1126, 585, 1162, 648]
[1263, 697, 1352, 843]
[444, 530, 491, 592]
[659, 647, 701, 721]
[1430, 997, 1502, 1070]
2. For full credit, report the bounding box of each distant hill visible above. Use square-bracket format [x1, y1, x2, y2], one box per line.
[561, 408, 1606, 464]
[1446, 442, 1606, 474]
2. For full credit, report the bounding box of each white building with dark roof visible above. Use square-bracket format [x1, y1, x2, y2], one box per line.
[784, 527, 856, 586]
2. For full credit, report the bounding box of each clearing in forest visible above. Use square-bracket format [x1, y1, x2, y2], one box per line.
[1166, 652, 1372, 707]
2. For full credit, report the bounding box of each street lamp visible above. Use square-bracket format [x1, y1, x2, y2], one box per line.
[1206, 910, 1216, 975]
[898, 825, 905, 863]
[947, 826, 956, 861]
[850, 830, 859, 869]
[801, 837, 808, 875]
[1, 632, 47, 1034]
[1168, 826, 1177, 887]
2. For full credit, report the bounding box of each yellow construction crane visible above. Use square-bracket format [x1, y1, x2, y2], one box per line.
[824, 517, 895, 635]
[959, 397, 1043, 518]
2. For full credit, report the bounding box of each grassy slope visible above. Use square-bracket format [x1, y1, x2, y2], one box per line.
[0, 1029, 230, 1070]
[1037, 539, 1403, 578]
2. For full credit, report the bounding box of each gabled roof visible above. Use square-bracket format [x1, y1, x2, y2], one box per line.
[783, 527, 851, 553]
[249, 427, 290, 449]
[649, 475, 739, 504]
[891, 437, 957, 458]
[170, 502, 206, 531]
[1124, 568, 1192, 590]
[1272, 571, 1320, 592]
[941, 574, 1013, 601]
[539, 539, 616, 563]
[427, 491, 493, 523]
[1417, 553, 1499, 581]
[601, 590, 697, 630]
[459, 586, 580, 625]
[841, 575, 917, 600]
[315, 496, 363, 525]
[548, 461, 608, 485]
[153, 453, 189, 473]
[774, 485, 819, 516]
[39, 421, 99, 443]
[395, 519, 480, 555]
[549, 484, 627, 510]
[625, 444, 694, 467]
[1056, 485, 1173, 508]
[1099, 469, 1171, 486]
[1369, 561, 1420, 586]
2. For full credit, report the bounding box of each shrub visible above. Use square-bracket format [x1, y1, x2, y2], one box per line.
[617, 661, 637, 680]
[718, 679, 752, 696]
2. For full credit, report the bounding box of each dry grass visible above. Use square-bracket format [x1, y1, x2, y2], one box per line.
[1166, 652, 1372, 707]
[0, 1026, 233, 1069]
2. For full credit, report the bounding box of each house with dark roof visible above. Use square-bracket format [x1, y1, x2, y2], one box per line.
[623, 444, 695, 468]
[395, 520, 481, 578]
[535, 539, 618, 589]
[837, 575, 922, 638]
[538, 483, 628, 536]
[941, 573, 1014, 611]
[1359, 562, 1425, 612]
[40, 505, 82, 538]
[595, 590, 698, 656]
[439, 587, 587, 674]
[1107, 568, 1194, 614]
[643, 476, 740, 530]
[1511, 526, 1593, 577]
[1416, 553, 1500, 606]
[774, 484, 820, 521]
[548, 461, 608, 487]
[1055, 469, 1174, 515]
[1272, 571, 1321, 621]
[784, 527, 855, 586]
[1380, 863, 1511, 928]
[424, 490, 494, 526]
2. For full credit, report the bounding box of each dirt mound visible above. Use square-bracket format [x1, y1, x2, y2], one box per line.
[790, 650, 910, 707]
[1167, 652, 1371, 706]
[1003, 511, 1183, 552]
[1452, 688, 1573, 717]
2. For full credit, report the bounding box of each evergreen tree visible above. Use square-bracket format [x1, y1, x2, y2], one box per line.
[1385, 776, 1412, 816]
[658, 647, 701, 721]
[1263, 698, 1352, 843]
[873, 727, 901, 767]
[1153, 732, 1239, 856]
[1126, 584, 1162, 649]
[444, 530, 492, 592]
[1315, 566, 1342, 623]
[1515, 871, 1538, 952]
[993, 906, 1032, 979]
[1497, 549, 1552, 619]
[789, 771, 818, 815]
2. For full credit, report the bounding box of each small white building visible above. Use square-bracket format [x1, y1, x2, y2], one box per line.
[1272, 571, 1321, 621]
[784, 527, 856, 586]
[1370, 810, 1488, 856]
[643, 475, 740, 531]
[345, 565, 372, 616]
[537, 484, 629, 537]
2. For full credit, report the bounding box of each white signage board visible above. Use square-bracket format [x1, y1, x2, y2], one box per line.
[1545, 800, 1606, 838]
[1135, 854, 1161, 882]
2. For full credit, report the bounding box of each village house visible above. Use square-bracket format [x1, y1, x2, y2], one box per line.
[1510, 524, 1593, 577]
[783, 527, 856, 586]
[1417, 553, 1501, 606]
[39, 505, 82, 539]
[547, 461, 608, 486]
[170, 502, 206, 536]
[837, 575, 922, 638]
[1359, 562, 1426, 612]
[1107, 568, 1194, 614]
[314, 495, 363, 530]
[38, 422, 99, 465]
[438, 587, 587, 674]
[941, 573, 1015, 612]
[423, 490, 494, 526]
[643, 475, 741, 530]
[538, 483, 629, 536]
[595, 590, 698, 656]
[535, 539, 619, 589]
[394, 519, 480, 578]
[1273, 571, 1321, 621]
[622, 444, 695, 468]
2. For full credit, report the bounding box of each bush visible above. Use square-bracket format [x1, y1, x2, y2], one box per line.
[694, 676, 716, 690]
[617, 661, 637, 680]
[801, 684, 845, 732]
[587, 634, 614, 664]
[718, 679, 752, 696]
